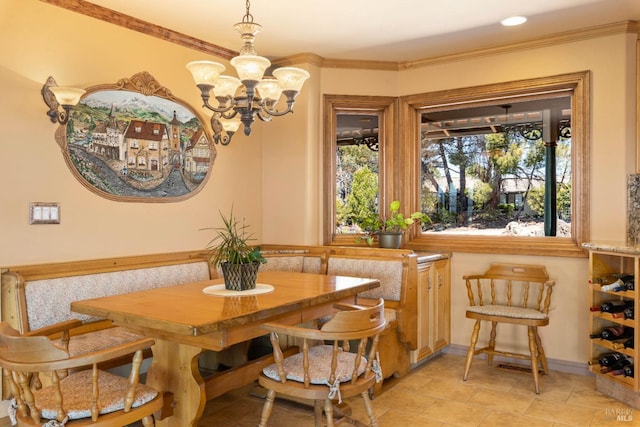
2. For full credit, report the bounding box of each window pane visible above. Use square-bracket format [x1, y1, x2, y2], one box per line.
[335, 113, 380, 235]
[419, 96, 572, 237]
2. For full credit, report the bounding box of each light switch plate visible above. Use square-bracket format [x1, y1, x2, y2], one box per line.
[30, 202, 60, 224]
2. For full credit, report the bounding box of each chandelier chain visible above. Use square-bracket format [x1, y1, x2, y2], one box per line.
[242, 0, 254, 23]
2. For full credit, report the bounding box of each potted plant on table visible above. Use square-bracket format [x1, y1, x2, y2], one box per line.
[358, 200, 431, 249]
[205, 207, 266, 291]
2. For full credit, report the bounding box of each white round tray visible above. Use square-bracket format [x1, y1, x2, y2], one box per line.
[202, 283, 274, 296]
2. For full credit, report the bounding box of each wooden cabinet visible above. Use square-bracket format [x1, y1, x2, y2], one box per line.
[411, 254, 450, 364]
[584, 242, 640, 408]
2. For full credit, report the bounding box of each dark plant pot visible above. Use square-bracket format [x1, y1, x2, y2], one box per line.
[241, 261, 260, 290]
[377, 231, 403, 249]
[221, 262, 260, 291]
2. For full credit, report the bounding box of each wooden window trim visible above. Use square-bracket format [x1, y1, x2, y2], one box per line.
[399, 71, 591, 257]
[323, 95, 398, 246]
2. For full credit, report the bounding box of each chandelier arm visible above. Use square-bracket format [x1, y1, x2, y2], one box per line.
[260, 103, 293, 117]
[256, 111, 274, 122]
[220, 110, 239, 120]
[200, 96, 235, 114]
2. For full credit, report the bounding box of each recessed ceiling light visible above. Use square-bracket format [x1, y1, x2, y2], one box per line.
[501, 16, 527, 26]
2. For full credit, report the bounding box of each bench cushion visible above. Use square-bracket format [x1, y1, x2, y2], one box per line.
[25, 262, 210, 331]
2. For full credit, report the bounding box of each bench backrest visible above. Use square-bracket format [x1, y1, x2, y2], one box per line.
[326, 254, 409, 302]
[258, 245, 331, 275]
[1, 251, 211, 333]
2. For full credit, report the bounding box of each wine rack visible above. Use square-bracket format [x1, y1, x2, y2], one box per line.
[585, 242, 640, 406]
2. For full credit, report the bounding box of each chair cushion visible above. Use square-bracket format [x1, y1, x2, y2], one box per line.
[34, 369, 158, 420]
[56, 327, 144, 357]
[466, 304, 547, 320]
[262, 345, 367, 384]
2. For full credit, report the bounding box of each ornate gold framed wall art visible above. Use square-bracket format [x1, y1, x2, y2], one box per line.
[51, 71, 215, 202]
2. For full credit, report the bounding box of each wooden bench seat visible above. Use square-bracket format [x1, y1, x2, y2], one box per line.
[1, 245, 447, 403]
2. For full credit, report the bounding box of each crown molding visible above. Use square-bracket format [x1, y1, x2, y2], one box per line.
[40, 1, 637, 72]
[39, 0, 237, 59]
[398, 20, 639, 71]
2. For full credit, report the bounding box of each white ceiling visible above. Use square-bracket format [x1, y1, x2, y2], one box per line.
[87, 0, 640, 62]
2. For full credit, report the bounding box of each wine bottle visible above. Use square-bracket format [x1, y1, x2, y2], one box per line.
[600, 280, 627, 292]
[590, 275, 619, 285]
[611, 336, 634, 349]
[600, 300, 634, 313]
[590, 326, 634, 341]
[602, 358, 631, 373]
[599, 352, 627, 366]
[624, 364, 634, 377]
[611, 306, 634, 319]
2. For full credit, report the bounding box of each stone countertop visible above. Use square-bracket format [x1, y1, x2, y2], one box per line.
[414, 251, 452, 263]
[582, 241, 640, 255]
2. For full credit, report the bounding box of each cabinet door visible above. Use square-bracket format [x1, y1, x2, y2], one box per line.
[432, 259, 450, 352]
[413, 263, 433, 362]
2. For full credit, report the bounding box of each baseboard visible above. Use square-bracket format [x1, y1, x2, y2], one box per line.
[442, 344, 592, 377]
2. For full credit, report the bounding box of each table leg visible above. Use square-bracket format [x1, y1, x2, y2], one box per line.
[146, 339, 205, 427]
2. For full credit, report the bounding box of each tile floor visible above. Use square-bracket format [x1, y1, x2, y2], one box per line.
[194, 353, 640, 426]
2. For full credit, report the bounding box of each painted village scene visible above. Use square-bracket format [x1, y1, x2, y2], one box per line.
[64, 90, 213, 199]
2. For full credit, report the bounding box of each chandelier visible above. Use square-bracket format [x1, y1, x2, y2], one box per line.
[187, 0, 310, 145]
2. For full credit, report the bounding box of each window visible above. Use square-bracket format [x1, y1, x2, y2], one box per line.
[419, 95, 572, 236]
[323, 95, 397, 246]
[400, 72, 589, 257]
[335, 113, 380, 234]
[324, 72, 589, 256]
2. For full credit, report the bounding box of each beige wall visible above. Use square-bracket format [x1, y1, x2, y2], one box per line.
[318, 32, 638, 364]
[394, 32, 638, 364]
[0, 0, 267, 264]
[1, 1, 638, 366]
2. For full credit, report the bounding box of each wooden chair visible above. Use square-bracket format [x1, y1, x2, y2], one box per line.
[258, 299, 386, 427]
[0, 321, 165, 426]
[462, 264, 555, 394]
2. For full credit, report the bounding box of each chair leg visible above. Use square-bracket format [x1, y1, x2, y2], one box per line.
[487, 321, 497, 366]
[463, 320, 481, 381]
[360, 390, 379, 427]
[314, 400, 323, 427]
[141, 415, 155, 427]
[324, 399, 335, 427]
[534, 327, 549, 374]
[259, 389, 276, 427]
[528, 326, 541, 394]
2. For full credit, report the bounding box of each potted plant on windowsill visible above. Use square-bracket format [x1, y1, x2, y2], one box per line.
[204, 207, 266, 291]
[358, 200, 431, 249]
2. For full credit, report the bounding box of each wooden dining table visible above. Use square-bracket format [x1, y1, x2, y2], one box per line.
[70, 270, 380, 427]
